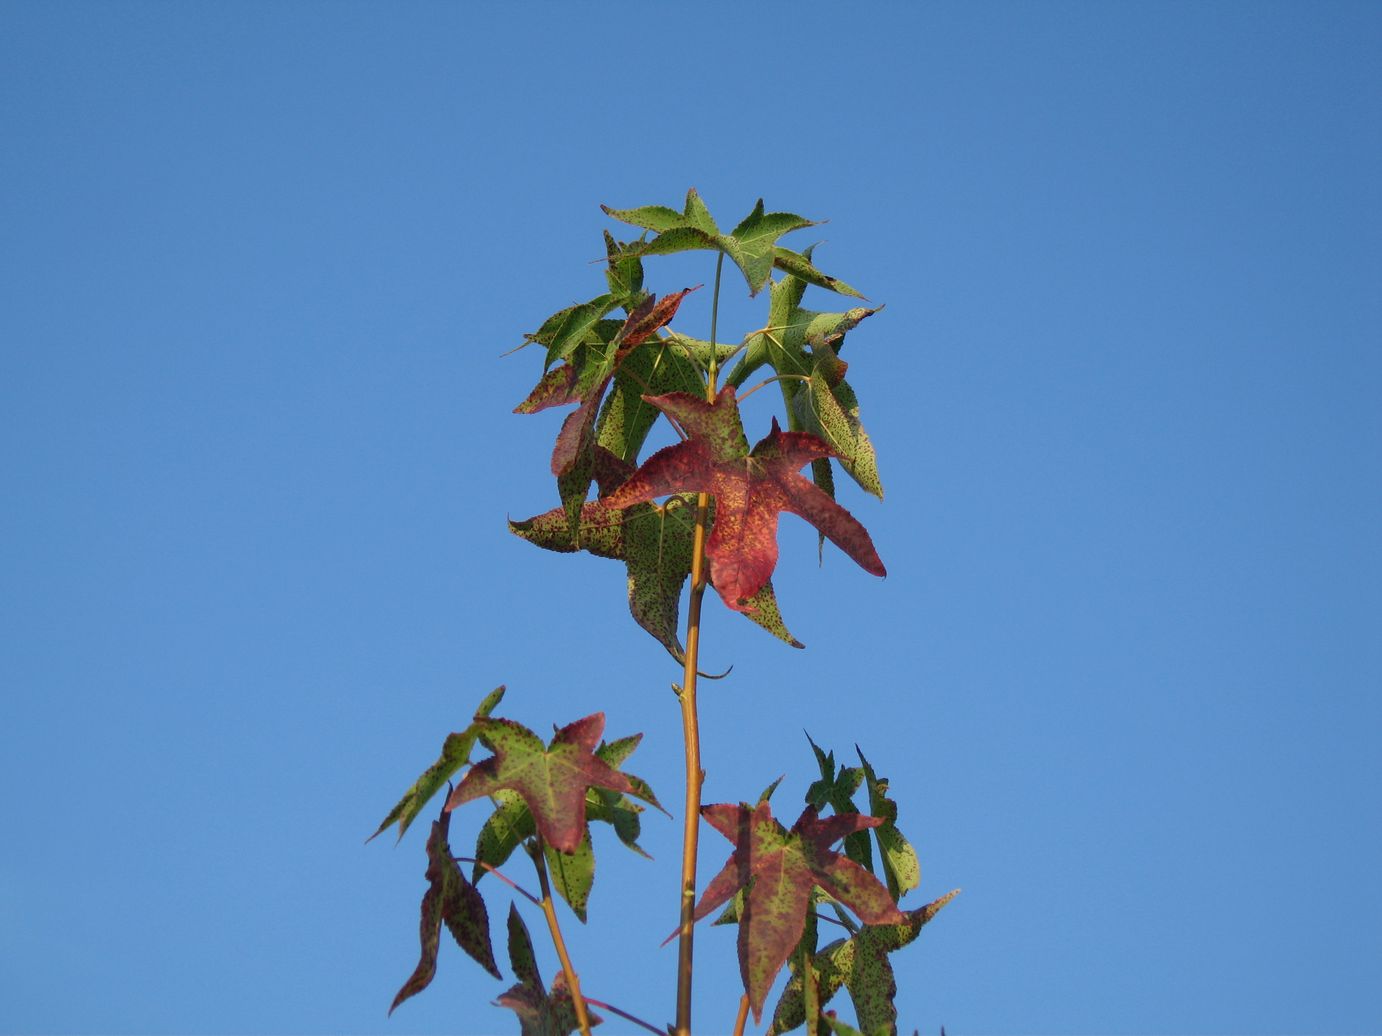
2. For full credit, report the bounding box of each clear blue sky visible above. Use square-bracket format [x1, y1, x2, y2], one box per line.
[3, 3, 1380, 1034]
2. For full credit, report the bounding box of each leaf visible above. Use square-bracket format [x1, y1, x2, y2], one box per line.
[497, 904, 602, 1035]
[369, 686, 506, 843]
[804, 734, 872, 872]
[516, 289, 697, 541]
[602, 386, 885, 613]
[688, 801, 904, 1023]
[510, 450, 802, 656]
[773, 246, 866, 299]
[798, 350, 883, 500]
[767, 890, 960, 1036]
[471, 736, 660, 920]
[856, 747, 920, 902]
[446, 714, 646, 854]
[389, 809, 501, 1015]
[604, 188, 818, 295]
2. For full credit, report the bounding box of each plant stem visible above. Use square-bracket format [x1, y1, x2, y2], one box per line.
[730, 994, 751, 1036]
[531, 839, 593, 1036]
[673, 250, 725, 1036]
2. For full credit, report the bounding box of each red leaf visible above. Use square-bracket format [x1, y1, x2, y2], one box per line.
[688, 801, 904, 1023]
[389, 810, 501, 1015]
[603, 385, 885, 612]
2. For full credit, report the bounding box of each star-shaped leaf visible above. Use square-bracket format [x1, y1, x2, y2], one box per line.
[603, 189, 818, 295]
[470, 734, 664, 922]
[510, 447, 802, 656]
[368, 686, 507, 844]
[389, 808, 501, 1015]
[446, 714, 643, 854]
[496, 904, 602, 1036]
[768, 890, 960, 1036]
[602, 386, 885, 613]
[688, 801, 904, 1022]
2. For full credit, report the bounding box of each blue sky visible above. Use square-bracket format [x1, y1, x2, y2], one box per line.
[3, 3, 1380, 1034]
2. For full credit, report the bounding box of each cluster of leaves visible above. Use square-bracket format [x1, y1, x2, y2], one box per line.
[370, 686, 661, 1025]
[373, 684, 954, 1035]
[692, 738, 958, 1033]
[511, 189, 887, 656]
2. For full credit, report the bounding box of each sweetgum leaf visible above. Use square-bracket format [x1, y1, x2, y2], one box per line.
[804, 733, 872, 872]
[773, 246, 866, 299]
[389, 810, 501, 1015]
[498, 904, 603, 1035]
[603, 188, 817, 295]
[447, 714, 635, 854]
[510, 453, 802, 655]
[689, 801, 904, 1022]
[369, 686, 506, 843]
[471, 738, 661, 917]
[517, 290, 697, 541]
[857, 748, 920, 902]
[602, 386, 885, 613]
[798, 352, 883, 500]
[767, 890, 959, 1036]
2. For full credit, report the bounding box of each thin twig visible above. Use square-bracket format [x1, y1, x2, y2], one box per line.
[450, 855, 541, 907]
[582, 995, 666, 1036]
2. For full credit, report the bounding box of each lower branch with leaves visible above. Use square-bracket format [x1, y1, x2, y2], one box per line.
[369, 191, 958, 1036]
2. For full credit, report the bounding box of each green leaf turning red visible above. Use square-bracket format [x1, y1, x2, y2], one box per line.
[446, 713, 657, 854]
[687, 800, 904, 1022]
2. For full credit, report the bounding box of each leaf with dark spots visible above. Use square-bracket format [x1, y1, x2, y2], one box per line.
[603, 230, 644, 300]
[773, 246, 866, 299]
[389, 810, 501, 1015]
[369, 686, 506, 844]
[510, 454, 802, 656]
[688, 801, 904, 1023]
[602, 386, 885, 614]
[497, 904, 602, 1036]
[604, 189, 817, 295]
[804, 734, 872, 872]
[524, 295, 623, 369]
[516, 289, 697, 541]
[856, 748, 920, 902]
[470, 736, 662, 919]
[768, 890, 959, 1036]
[447, 714, 654, 854]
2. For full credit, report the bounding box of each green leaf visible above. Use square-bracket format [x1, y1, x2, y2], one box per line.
[604, 188, 818, 295]
[498, 904, 603, 1035]
[389, 810, 501, 1015]
[369, 686, 506, 843]
[857, 748, 920, 902]
[603, 230, 644, 300]
[804, 734, 872, 873]
[800, 352, 883, 499]
[768, 890, 959, 1036]
[688, 801, 904, 1023]
[544, 829, 595, 922]
[773, 246, 866, 299]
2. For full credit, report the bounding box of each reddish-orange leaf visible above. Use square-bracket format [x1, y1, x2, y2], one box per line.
[603, 385, 885, 612]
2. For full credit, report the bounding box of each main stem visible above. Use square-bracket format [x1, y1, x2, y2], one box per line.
[673, 250, 725, 1036]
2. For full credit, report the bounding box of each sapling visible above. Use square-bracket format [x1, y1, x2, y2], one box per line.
[370, 190, 957, 1036]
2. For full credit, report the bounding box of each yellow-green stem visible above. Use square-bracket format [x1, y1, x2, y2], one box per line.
[673, 250, 725, 1036]
[532, 841, 593, 1036]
